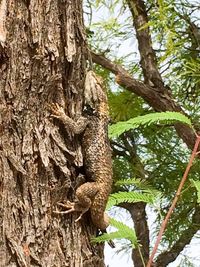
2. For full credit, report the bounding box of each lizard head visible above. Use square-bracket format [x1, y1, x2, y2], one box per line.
[84, 70, 109, 117]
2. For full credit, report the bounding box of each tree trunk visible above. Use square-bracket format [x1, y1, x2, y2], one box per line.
[0, 1, 104, 266]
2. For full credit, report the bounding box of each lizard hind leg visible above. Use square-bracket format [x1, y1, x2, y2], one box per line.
[53, 182, 98, 222]
[74, 182, 99, 221]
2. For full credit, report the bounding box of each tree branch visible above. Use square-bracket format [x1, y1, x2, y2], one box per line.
[120, 202, 149, 267]
[154, 205, 200, 267]
[90, 0, 197, 152]
[125, 0, 198, 150]
[147, 135, 200, 267]
[126, 0, 165, 89]
[91, 51, 196, 151]
[91, 51, 178, 110]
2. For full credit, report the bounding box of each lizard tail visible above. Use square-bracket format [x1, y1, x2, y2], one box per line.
[90, 198, 110, 230]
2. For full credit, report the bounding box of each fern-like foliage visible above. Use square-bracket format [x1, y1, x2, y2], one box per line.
[115, 178, 146, 187]
[191, 179, 200, 204]
[182, 58, 200, 82]
[115, 178, 161, 195]
[106, 191, 156, 210]
[92, 179, 160, 247]
[91, 218, 138, 248]
[109, 111, 192, 138]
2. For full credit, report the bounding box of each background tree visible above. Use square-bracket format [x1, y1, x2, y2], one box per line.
[84, 0, 200, 266]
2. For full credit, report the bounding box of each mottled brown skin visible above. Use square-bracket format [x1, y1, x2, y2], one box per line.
[51, 72, 112, 230]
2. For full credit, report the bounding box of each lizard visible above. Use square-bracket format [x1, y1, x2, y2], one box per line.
[50, 70, 113, 231]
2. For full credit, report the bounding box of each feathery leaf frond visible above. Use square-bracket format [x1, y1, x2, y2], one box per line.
[91, 218, 138, 248]
[116, 178, 161, 195]
[191, 179, 200, 203]
[109, 111, 192, 138]
[107, 191, 156, 209]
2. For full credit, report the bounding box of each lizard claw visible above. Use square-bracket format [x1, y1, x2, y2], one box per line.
[48, 103, 65, 118]
[57, 201, 74, 209]
[53, 201, 89, 223]
[53, 209, 75, 215]
[75, 214, 83, 222]
[53, 201, 75, 214]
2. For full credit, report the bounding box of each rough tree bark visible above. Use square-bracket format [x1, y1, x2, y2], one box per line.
[0, 1, 104, 267]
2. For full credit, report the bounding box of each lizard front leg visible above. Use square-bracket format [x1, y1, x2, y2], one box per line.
[49, 103, 88, 134]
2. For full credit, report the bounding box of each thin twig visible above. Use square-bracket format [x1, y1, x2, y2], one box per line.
[146, 134, 200, 267]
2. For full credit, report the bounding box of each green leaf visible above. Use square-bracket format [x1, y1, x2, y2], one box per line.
[109, 111, 192, 138]
[106, 191, 155, 209]
[115, 178, 161, 195]
[191, 179, 200, 203]
[115, 178, 145, 187]
[91, 218, 138, 248]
